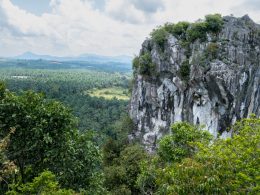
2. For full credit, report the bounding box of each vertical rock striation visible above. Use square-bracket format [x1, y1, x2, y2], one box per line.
[129, 15, 260, 151]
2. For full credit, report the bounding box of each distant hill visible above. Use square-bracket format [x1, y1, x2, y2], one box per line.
[13, 52, 133, 64]
[0, 58, 132, 73]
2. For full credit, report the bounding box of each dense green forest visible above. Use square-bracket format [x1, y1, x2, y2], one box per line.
[0, 63, 131, 135]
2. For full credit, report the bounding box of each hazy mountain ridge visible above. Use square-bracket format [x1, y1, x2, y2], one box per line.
[13, 51, 133, 64]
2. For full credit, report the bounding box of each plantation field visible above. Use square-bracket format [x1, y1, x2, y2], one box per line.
[88, 87, 130, 100]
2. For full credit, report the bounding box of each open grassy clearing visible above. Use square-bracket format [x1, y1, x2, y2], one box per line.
[88, 87, 130, 100]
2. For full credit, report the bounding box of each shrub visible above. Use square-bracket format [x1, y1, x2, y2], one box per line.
[179, 60, 191, 80]
[132, 56, 140, 71]
[163, 22, 191, 40]
[187, 22, 208, 42]
[138, 53, 156, 76]
[132, 56, 140, 75]
[164, 22, 175, 34]
[205, 14, 224, 33]
[171, 21, 190, 37]
[150, 27, 168, 49]
[206, 42, 219, 59]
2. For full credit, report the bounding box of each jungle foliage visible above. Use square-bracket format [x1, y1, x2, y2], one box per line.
[0, 66, 130, 133]
[137, 117, 260, 194]
[0, 83, 104, 194]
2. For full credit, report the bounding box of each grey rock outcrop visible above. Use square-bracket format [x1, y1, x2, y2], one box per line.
[129, 15, 260, 151]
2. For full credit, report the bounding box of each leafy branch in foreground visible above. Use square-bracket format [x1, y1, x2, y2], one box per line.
[137, 117, 260, 194]
[0, 82, 104, 194]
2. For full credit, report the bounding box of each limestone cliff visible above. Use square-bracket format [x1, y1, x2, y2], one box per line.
[129, 15, 260, 151]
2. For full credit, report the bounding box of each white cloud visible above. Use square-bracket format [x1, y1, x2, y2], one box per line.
[105, 0, 164, 24]
[0, 0, 259, 57]
[105, 0, 147, 24]
[1, 0, 56, 37]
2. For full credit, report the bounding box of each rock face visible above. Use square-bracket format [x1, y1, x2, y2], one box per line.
[129, 15, 260, 151]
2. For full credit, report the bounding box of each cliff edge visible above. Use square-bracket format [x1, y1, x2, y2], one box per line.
[129, 14, 260, 151]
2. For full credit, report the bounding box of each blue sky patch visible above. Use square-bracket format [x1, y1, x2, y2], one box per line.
[11, 0, 51, 15]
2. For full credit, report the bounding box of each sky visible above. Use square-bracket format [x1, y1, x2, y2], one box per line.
[0, 0, 260, 57]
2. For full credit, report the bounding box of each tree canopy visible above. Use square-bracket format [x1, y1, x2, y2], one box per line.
[137, 117, 260, 194]
[0, 82, 104, 194]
